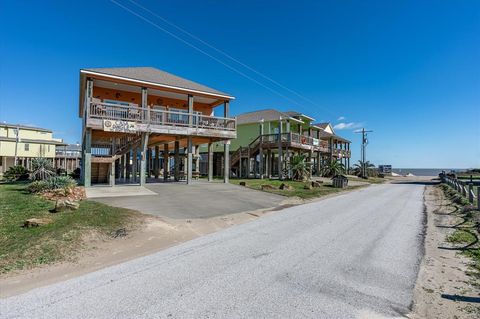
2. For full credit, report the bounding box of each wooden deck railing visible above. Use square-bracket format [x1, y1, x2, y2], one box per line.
[88, 101, 236, 131]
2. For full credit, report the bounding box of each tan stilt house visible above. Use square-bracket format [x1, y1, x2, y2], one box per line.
[79, 67, 236, 187]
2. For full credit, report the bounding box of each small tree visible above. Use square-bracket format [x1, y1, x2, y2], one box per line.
[288, 154, 311, 181]
[321, 159, 345, 177]
[31, 158, 55, 181]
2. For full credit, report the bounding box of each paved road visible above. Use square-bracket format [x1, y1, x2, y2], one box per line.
[1, 183, 425, 318]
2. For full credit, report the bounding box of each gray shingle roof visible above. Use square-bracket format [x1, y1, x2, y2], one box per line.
[236, 109, 295, 125]
[82, 67, 233, 98]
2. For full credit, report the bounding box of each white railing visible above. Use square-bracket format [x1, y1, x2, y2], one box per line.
[88, 101, 236, 131]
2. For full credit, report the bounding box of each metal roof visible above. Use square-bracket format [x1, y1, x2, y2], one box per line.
[81, 67, 234, 99]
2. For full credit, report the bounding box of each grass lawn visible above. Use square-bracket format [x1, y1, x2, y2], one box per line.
[230, 178, 362, 199]
[0, 182, 142, 274]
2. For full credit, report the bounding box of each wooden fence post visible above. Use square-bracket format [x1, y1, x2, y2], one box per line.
[468, 183, 474, 204]
[477, 187, 480, 210]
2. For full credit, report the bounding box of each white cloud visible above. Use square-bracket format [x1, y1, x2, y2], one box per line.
[337, 116, 345, 121]
[334, 122, 363, 130]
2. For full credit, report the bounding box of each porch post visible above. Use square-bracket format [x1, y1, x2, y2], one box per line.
[347, 143, 351, 171]
[223, 101, 230, 183]
[163, 143, 169, 182]
[277, 117, 283, 180]
[140, 133, 149, 186]
[154, 145, 160, 179]
[259, 119, 264, 179]
[174, 140, 180, 181]
[186, 137, 193, 184]
[208, 142, 214, 181]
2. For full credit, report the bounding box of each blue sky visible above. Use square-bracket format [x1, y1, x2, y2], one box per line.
[1, 0, 479, 168]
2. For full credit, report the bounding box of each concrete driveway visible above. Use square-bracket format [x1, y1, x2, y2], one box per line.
[91, 181, 284, 219]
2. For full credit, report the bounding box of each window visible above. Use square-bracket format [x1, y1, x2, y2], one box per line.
[48, 145, 50, 152]
[24, 143, 29, 151]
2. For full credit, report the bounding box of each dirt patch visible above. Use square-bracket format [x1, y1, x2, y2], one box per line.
[409, 186, 480, 318]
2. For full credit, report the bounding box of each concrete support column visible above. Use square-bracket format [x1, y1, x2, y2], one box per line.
[186, 137, 193, 184]
[109, 161, 115, 186]
[163, 143, 169, 182]
[154, 145, 160, 179]
[207, 142, 214, 182]
[174, 140, 180, 182]
[140, 133, 149, 186]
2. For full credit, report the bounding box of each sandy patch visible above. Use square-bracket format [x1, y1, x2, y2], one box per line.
[409, 185, 480, 318]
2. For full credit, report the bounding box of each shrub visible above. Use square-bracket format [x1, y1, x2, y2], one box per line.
[46, 176, 77, 190]
[31, 158, 55, 181]
[27, 180, 49, 193]
[3, 165, 29, 181]
[56, 168, 66, 176]
[69, 167, 81, 179]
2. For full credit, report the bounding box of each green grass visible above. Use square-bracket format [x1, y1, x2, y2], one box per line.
[230, 178, 361, 199]
[347, 176, 386, 184]
[0, 182, 142, 274]
[447, 230, 476, 244]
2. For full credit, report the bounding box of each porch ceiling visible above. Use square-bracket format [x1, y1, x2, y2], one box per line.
[93, 79, 218, 105]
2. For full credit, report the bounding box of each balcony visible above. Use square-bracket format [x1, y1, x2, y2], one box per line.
[85, 100, 236, 138]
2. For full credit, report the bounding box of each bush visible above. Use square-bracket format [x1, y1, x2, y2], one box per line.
[69, 167, 81, 179]
[27, 180, 49, 193]
[3, 165, 29, 181]
[46, 176, 77, 190]
[56, 168, 66, 176]
[31, 158, 55, 181]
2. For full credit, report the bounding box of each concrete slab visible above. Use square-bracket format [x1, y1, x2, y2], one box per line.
[85, 185, 157, 199]
[91, 181, 284, 219]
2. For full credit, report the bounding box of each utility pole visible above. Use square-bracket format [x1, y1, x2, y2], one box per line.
[355, 128, 373, 178]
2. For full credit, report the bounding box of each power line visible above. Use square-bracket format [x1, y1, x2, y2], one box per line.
[109, 0, 307, 109]
[125, 0, 336, 117]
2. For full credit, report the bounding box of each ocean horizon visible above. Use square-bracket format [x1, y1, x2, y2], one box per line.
[391, 168, 468, 176]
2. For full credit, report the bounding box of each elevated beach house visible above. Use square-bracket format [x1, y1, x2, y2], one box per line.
[202, 109, 351, 179]
[79, 67, 236, 186]
[0, 123, 66, 176]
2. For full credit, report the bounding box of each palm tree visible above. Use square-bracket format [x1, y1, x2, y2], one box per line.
[31, 157, 55, 181]
[321, 159, 345, 177]
[288, 154, 311, 181]
[353, 160, 376, 177]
